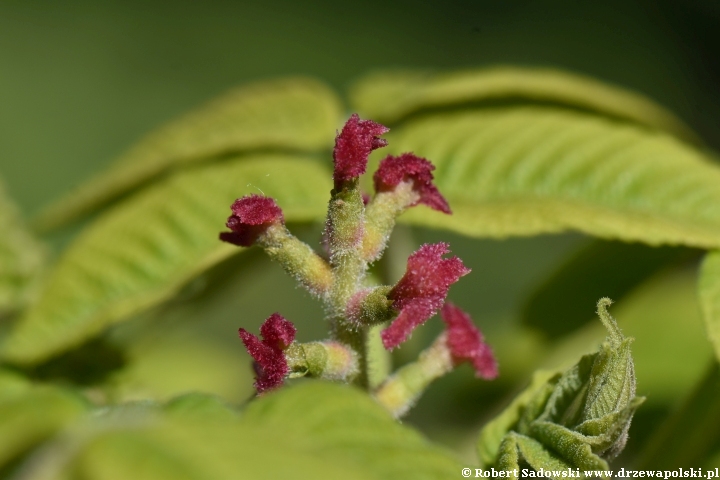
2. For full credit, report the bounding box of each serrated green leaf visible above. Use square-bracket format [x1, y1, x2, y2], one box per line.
[35, 77, 342, 231]
[22, 383, 463, 480]
[637, 363, 720, 469]
[350, 68, 697, 141]
[0, 384, 87, 467]
[0, 180, 45, 317]
[386, 108, 720, 249]
[699, 251, 720, 362]
[522, 240, 695, 337]
[1, 155, 331, 365]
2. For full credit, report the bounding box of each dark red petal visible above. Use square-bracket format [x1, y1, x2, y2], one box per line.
[220, 195, 284, 247]
[219, 227, 257, 247]
[390, 243, 470, 309]
[373, 153, 450, 214]
[333, 114, 389, 183]
[259, 313, 297, 351]
[230, 195, 284, 225]
[381, 243, 470, 350]
[441, 303, 498, 379]
[239, 328, 289, 392]
[380, 299, 435, 350]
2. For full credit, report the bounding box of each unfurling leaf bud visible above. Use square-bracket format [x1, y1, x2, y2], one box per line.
[477, 298, 644, 472]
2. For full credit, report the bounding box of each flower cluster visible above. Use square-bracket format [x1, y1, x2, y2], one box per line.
[220, 114, 497, 413]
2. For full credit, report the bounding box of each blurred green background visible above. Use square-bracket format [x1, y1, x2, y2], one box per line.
[2, 0, 720, 214]
[2, 0, 719, 465]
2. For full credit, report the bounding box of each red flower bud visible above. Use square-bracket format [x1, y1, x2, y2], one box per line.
[441, 303, 498, 379]
[333, 114, 389, 184]
[239, 313, 297, 392]
[374, 153, 450, 214]
[219, 194, 284, 247]
[381, 243, 470, 349]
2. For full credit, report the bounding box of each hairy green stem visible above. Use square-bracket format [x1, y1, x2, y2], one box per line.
[374, 334, 453, 417]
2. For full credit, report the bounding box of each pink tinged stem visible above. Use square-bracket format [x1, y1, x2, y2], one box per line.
[363, 153, 450, 262]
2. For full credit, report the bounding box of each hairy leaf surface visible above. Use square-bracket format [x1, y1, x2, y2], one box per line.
[387, 108, 720, 249]
[1, 155, 331, 365]
[19, 383, 462, 480]
[350, 67, 696, 141]
[242, 382, 464, 479]
[35, 78, 341, 231]
[0, 181, 45, 317]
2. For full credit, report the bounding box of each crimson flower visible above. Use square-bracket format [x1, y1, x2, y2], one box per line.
[333, 113, 389, 185]
[219, 194, 284, 247]
[441, 303, 498, 379]
[374, 153, 450, 214]
[239, 313, 297, 392]
[381, 243, 470, 349]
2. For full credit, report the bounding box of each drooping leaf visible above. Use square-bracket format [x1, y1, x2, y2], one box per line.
[1, 155, 331, 365]
[34, 78, 342, 231]
[699, 251, 720, 362]
[386, 108, 720, 249]
[637, 363, 720, 469]
[19, 383, 463, 480]
[0, 180, 45, 317]
[523, 240, 696, 337]
[350, 68, 697, 141]
[0, 384, 88, 467]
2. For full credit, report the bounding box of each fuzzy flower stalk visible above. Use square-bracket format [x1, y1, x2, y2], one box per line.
[220, 114, 497, 414]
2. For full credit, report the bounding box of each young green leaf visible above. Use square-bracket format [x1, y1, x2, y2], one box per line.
[350, 67, 697, 141]
[1, 155, 331, 365]
[34, 77, 342, 231]
[0, 180, 45, 317]
[241, 382, 465, 479]
[0, 384, 88, 467]
[699, 251, 720, 362]
[387, 108, 720, 249]
[18, 383, 463, 480]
